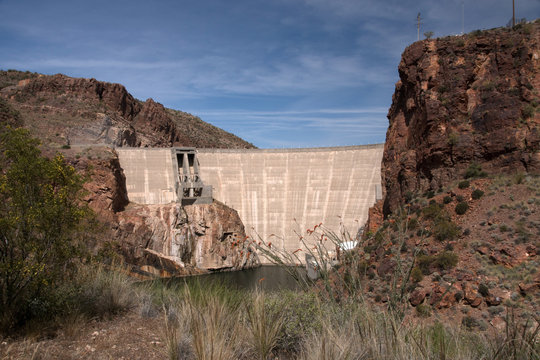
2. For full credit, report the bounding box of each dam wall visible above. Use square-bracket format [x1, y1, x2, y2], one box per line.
[117, 145, 385, 264]
[197, 145, 384, 263]
[116, 148, 177, 204]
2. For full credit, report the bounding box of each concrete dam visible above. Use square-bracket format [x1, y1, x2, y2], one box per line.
[117, 145, 384, 264]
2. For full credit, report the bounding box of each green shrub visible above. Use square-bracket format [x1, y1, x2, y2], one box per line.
[462, 315, 481, 329]
[407, 217, 419, 230]
[455, 202, 469, 215]
[458, 180, 470, 189]
[61, 144, 71, 149]
[411, 267, 424, 282]
[267, 291, 321, 353]
[405, 191, 415, 203]
[448, 132, 459, 146]
[422, 202, 443, 220]
[472, 189, 484, 199]
[433, 218, 460, 241]
[514, 173, 525, 184]
[0, 127, 91, 332]
[417, 255, 435, 275]
[416, 304, 431, 317]
[425, 190, 435, 199]
[464, 163, 487, 179]
[443, 195, 452, 204]
[478, 283, 489, 297]
[522, 104, 536, 119]
[434, 251, 459, 270]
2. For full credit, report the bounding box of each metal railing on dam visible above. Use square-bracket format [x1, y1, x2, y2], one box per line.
[117, 144, 385, 264]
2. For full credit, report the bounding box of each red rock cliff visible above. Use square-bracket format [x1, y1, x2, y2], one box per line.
[383, 23, 540, 215]
[1, 72, 255, 149]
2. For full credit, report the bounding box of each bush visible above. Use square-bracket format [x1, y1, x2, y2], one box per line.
[478, 283, 489, 297]
[416, 304, 431, 317]
[407, 217, 419, 231]
[417, 255, 435, 275]
[433, 218, 460, 241]
[267, 291, 321, 353]
[472, 189, 484, 199]
[514, 173, 525, 184]
[434, 251, 459, 270]
[411, 267, 424, 282]
[522, 104, 536, 119]
[464, 163, 487, 179]
[422, 202, 443, 220]
[443, 195, 452, 204]
[455, 202, 469, 215]
[0, 127, 91, 332]
[462, 316, 481, 329]
[458, 180, 470, 189]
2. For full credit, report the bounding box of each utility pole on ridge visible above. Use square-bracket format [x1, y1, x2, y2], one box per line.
[512, 0, 515, 27]
[461, 1, 465, 34]
[416, 13, 423, 41]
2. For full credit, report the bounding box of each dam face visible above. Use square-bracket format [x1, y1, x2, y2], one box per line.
[117, 145, 384, 264]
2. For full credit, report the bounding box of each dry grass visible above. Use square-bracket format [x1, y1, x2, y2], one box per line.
[159, 287, 539, 360]
[162, 285, 245, 360]
[245, 290, 285, 359]
[2, 270, 539, 359]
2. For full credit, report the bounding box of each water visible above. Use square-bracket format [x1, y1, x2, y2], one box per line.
[167, 265, 306, 292]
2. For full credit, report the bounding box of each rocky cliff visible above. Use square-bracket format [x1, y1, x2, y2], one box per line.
[111, 202, 258, 277]
[383, 22, 540, 215]
[0, 71, 255, 149]
[358, 22, 540, 328]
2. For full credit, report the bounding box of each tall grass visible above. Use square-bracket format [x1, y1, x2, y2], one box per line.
[162, 282, 245, 360]
[159, 285, 539, 360]
[72, 264, 139, 318]
[245, 289, 285, 359]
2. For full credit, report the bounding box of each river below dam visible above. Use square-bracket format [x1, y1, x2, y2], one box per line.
[165, 265, 306, 292]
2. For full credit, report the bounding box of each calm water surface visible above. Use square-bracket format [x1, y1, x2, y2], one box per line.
[168, 265, 306, 292]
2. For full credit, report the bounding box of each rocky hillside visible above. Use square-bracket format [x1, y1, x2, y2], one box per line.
[359, 21, 540, 329]
[383, 21, 540, 215]
[0, 70, 255, 149]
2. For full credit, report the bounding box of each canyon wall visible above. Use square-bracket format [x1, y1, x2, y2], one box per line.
[383, 22, 540, 215]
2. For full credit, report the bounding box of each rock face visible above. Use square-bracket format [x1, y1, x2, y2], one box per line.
[0, 72, 255, 149]
[383, 23, 540, 215]
[75, 155, 130, 215]
[109, 201, 258, 277]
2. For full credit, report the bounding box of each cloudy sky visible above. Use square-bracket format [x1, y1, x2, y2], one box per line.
[1, 0, 538, 148]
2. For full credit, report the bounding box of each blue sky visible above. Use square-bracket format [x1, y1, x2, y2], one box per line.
[1, 0, 538, 148]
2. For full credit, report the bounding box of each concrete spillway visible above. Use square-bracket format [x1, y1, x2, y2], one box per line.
[117, 145, 384, 264]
